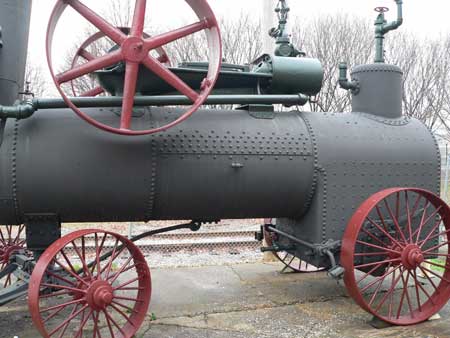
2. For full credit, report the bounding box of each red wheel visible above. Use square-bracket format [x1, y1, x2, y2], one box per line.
[47, 0, 222, 135]
[28, 229, 151, 338]
[70, 27, 171, 97]
[341, 188, 450, 325]
[0, 225, 26, 288]
[263, 219, 324, 273]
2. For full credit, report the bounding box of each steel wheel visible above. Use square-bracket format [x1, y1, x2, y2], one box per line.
[0, 225, 26, 288]
[47, 0, 222, 135]
[29, 229, 151, 338]
[263, 219, 324, 273]
[341, 188, 450, 325]
[70, 27, 171, 97]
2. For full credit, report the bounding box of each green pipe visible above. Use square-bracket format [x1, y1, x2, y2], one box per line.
[338, 63, 359, 94]
[0, 94, 310, 119]
[374, 0, 404, 63]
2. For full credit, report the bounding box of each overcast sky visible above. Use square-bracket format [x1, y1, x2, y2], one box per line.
[28, 0, 450, 94]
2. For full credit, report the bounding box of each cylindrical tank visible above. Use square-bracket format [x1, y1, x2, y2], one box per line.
[351, 64, 403, 119]
[0, 0, 32, 105]
[0, 107, 316, 224]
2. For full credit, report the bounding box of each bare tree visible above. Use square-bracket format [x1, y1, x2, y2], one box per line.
[291, 14, 373, 113]
[24, 59, 48, 98]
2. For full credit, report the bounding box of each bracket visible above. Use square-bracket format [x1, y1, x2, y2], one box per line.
[0, 26, 3, 48]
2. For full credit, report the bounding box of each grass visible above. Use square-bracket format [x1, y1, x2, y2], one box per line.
[428, 258, 445, 272]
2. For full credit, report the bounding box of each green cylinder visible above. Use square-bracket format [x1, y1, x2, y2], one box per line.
[253, 55, 324, 96]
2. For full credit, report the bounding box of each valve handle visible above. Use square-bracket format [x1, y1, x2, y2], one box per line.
[375, 6, 389, 13]
[47, 0, 222, 136]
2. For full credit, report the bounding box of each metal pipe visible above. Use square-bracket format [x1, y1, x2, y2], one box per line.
[33, 94, 310, 109]
[267, 226, 316, 250]
[0, 94, 310, 120]
[338, 63, 359, 94]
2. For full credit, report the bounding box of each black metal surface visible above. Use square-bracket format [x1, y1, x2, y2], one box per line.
[0, 107, 315, 224]
[25, 214, 61, 253]
[0, 0, 32, 105]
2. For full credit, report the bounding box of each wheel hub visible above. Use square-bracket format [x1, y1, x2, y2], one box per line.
[86, 280, 114, 311]
[121, 37, 147, 63]
[401, 244, 424, 270]
[0, 245, 21, 264]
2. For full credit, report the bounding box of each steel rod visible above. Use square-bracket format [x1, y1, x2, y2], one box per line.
[33, 94, 309, 109]
[266, 226, 316, 249]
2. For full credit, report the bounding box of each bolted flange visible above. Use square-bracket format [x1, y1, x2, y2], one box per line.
[85, 280, 114, 311]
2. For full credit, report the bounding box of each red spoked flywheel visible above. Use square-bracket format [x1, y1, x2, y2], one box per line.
[47, 0, 222, 135]
[70, 27, 171, 97]
[28, 229, 151, 338]
[341, 188, 450, 325]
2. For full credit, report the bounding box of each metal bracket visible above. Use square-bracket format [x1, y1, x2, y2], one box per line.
[236, 104, 275, 119]
[24, 214, 61, 254]
[0, 26, 3, 48]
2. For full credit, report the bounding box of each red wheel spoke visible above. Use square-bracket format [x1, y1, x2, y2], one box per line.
[367, 217, 403, 248]
[414, 269, 436, 305]
[74, 309, 94, 338]
[420, 265, 450, 283]
[109, 256, 133, 284]
[388, 269, 396, 318]
[419, 217, 444, 249]
[102, 239, 122, 279]
[79, 86, 104, 97]
[131, 0, 147, 37]
[411, 269, 422, 312]
[120, 62, 140, 130]
[39, 290, 72, 299]
[71, 240, 92, 279]
[368, 264, 393, 306]
[110, 303, 135, 326]
[48, 304, 89, 336]
[93, 311, 102, 338]
[375, 206, 389, 233]
[145, 19, 210, 50]
[112, 300, 138, 314]
[405, 191, 413, 243]
[355, 240, 401, 255]
[360, 265, 400, 293]
[56, 50, 122, 84]
[104, 310, 126, 336]
[78, 48, 95, 61]
[65, 0, 127, 45]
[357, 261, 392, 284]
[354, 258, 401, 270]
[354, 251, 389, 257]
[44, 269, 77, 287]
[415, 206, 442, 245]
[57, 304, 80, 338]
[361, 226, 394, 249]
[104, 309, 116, 338]
[114, 277, 140, 291]
[424, 252, 450, 258]
[374, 268, 403, 312]
[89, 233, 108, 276]
[420, 229, 450, 247]
[108, 264, 138, 282]
[54, 257, 89, 286]
[425, 260, 450, 271]
[41, 283, 86, 294]
[398, 271, 414, 319]
[13, 225, 24, 244]
[41, 298, 84, 315]
[142, 56, 199, 102]
[383, 198, 408, 244]
[114, 295, 144, 303]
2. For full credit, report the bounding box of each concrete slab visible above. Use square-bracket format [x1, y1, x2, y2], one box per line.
[1, 262, 450, 338]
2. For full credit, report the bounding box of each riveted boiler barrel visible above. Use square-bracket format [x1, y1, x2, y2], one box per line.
[0, 108, 315, 224]
[0, 0, 32, 105]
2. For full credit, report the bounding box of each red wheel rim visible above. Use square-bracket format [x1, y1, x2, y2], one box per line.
[28, 229, 151, 338]
[263, 219, 324, 273]
[341, 188, 450, 325]
[47, 0, 222, 135]
[0, 225, 26, 288]
[70, 27, 172, 97]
